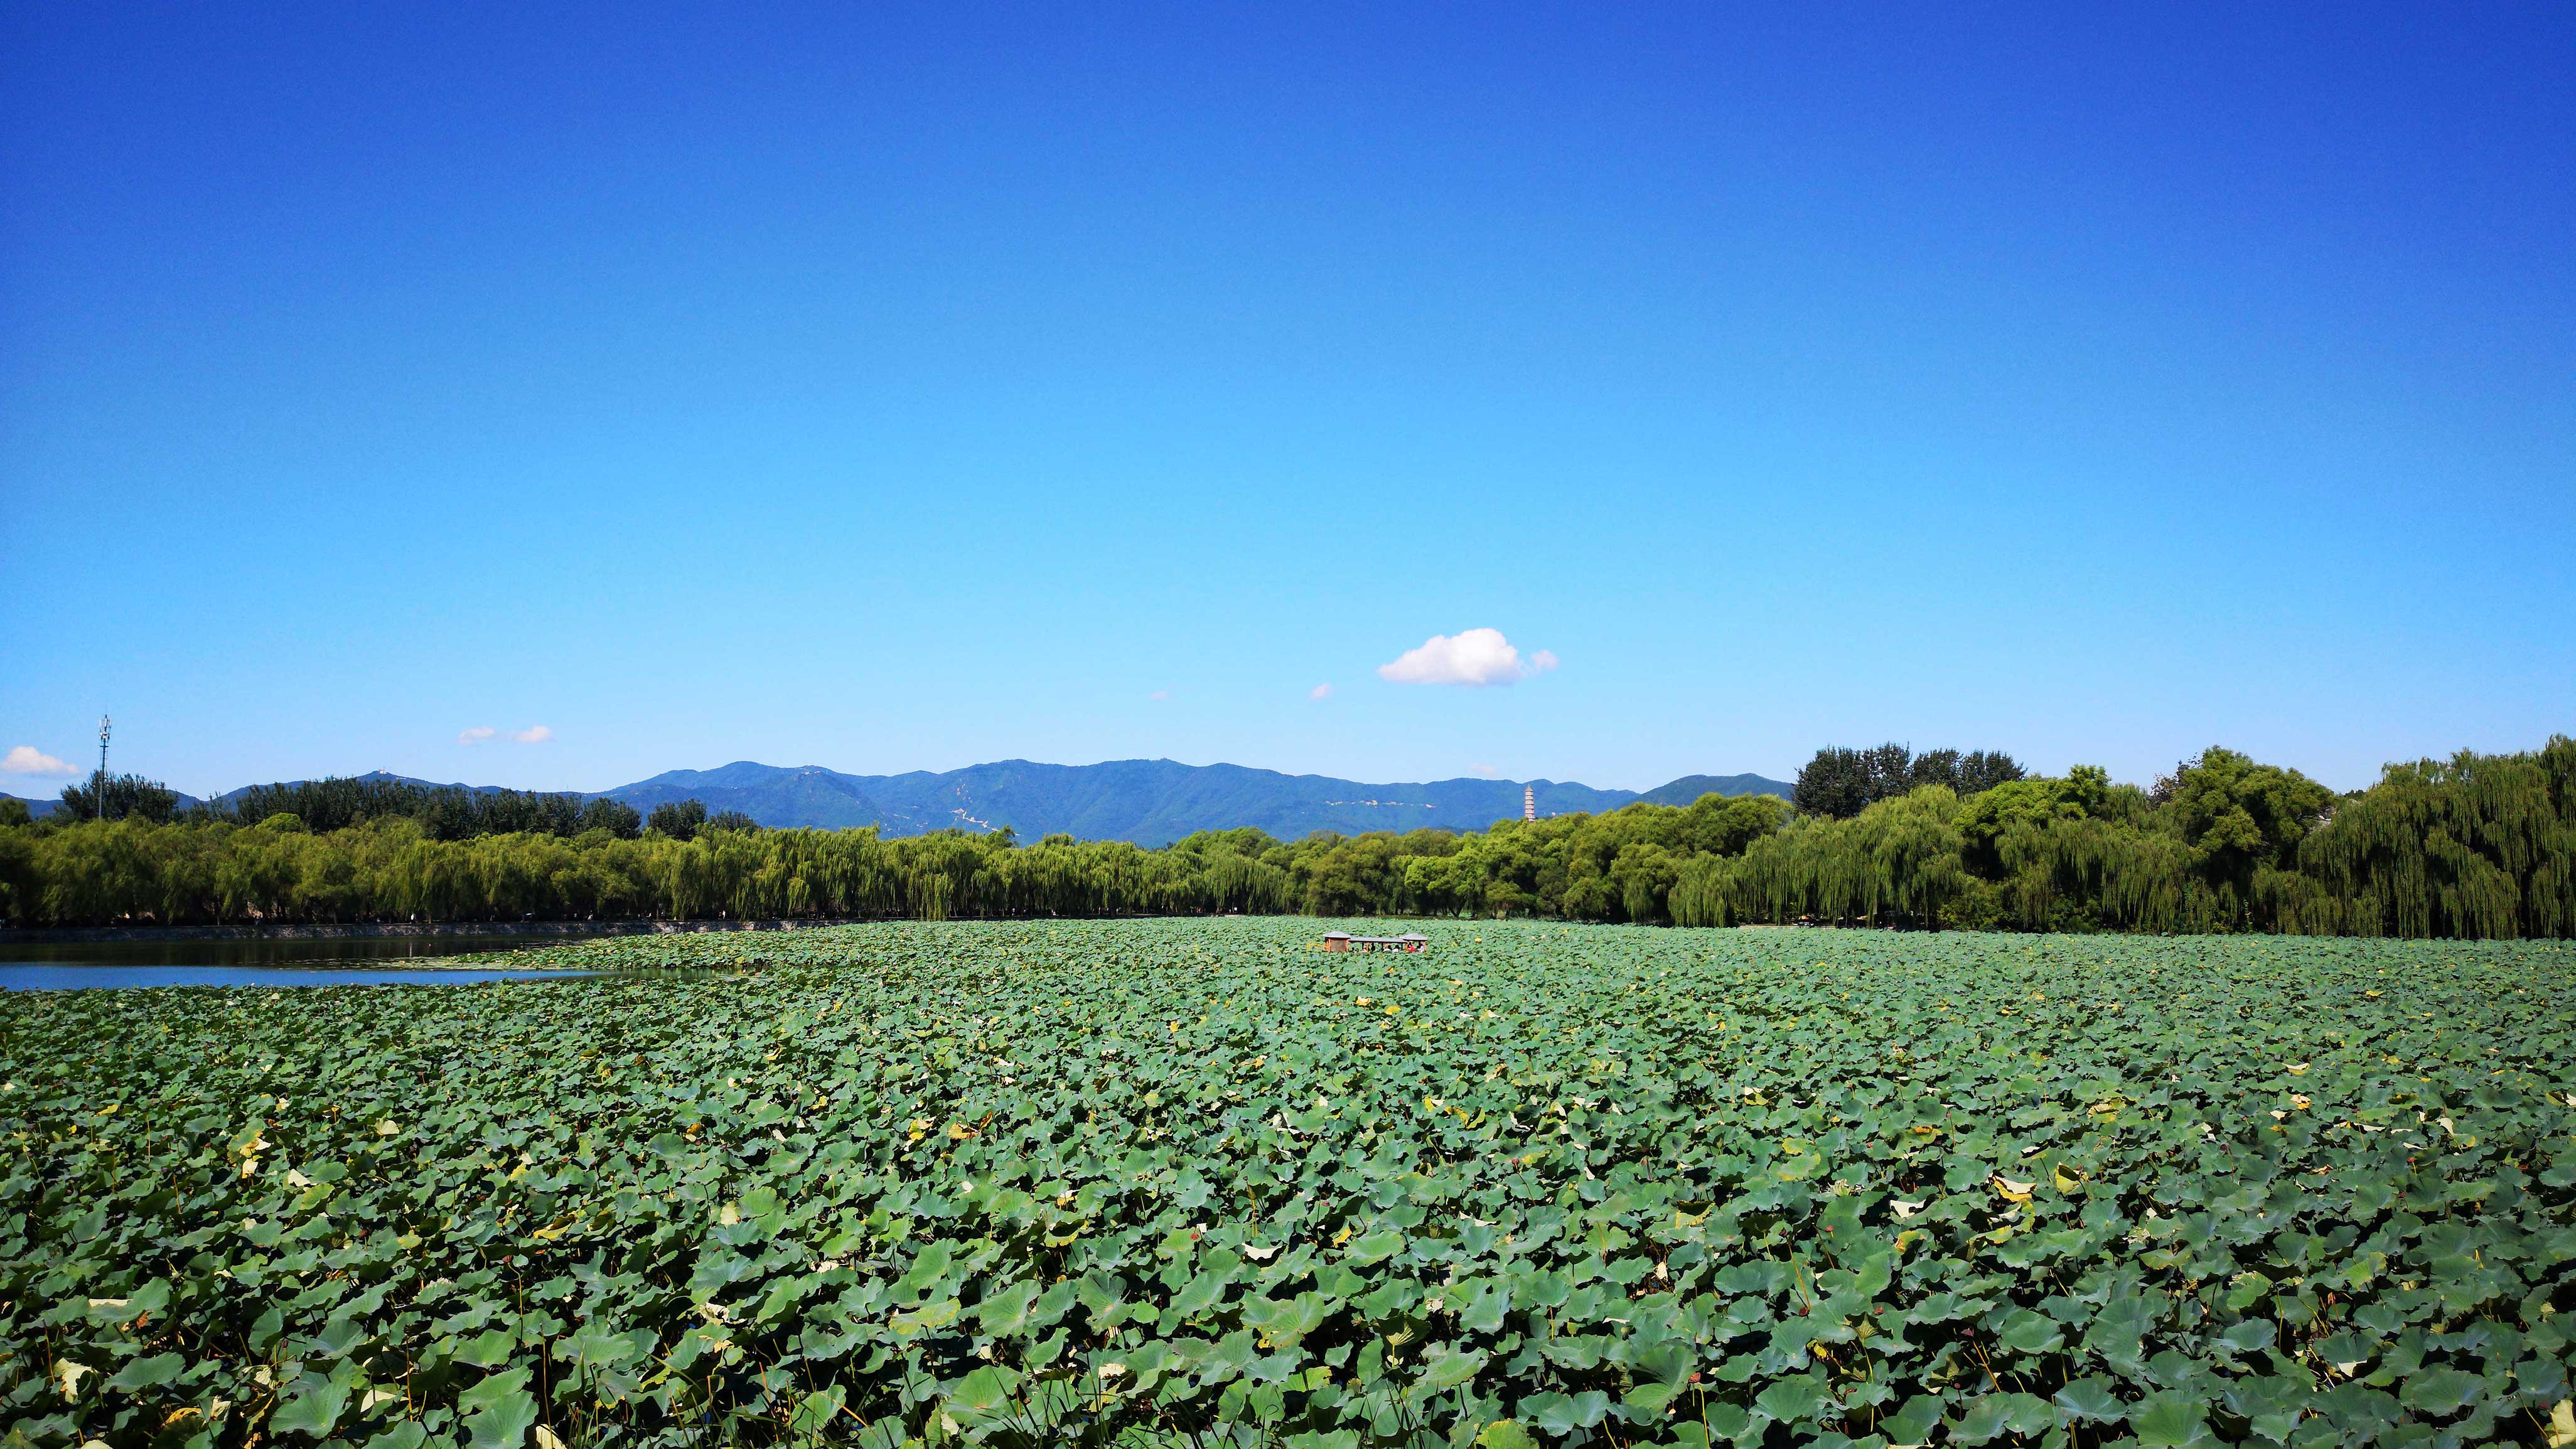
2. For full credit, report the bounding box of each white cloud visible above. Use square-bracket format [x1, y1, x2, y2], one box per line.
[458, 727, 496, 745]
[2, 745, 79, 778]
[1471, 762, 1499, 778]
[1309, 683, 1333, 700]
[510, 726, 554, 744]
[1149, 690, 1171, 702]
[1377, 628, 1556, 687]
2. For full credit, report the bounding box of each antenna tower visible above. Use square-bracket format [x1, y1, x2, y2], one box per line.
[97, 714, 112, 819]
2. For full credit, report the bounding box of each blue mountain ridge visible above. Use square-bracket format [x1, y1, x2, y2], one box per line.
[593, 758, 1792, 847]
[13, 761, 1795, 845]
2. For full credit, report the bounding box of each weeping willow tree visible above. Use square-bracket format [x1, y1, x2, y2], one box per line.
[1672, 788, 1969, 928]
[2282, 735, 2576, 939]
[1992, 816, 2226, 934]
[1671, 743, 2576, 941]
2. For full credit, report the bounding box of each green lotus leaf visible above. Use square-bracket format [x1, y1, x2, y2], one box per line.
[1345, 1229, 1404, 1265]
[452, 1330, 517, 1369]
[1994, 1309, 2064, 1355]
[2050, 1378, 2124, 1423]
[1753, 1376, 1827, 1426]
[1878, 1394, 1945, 1446]
[1416, 1347, 1486, 1391]
[2128, 1393, 2214, 1448]
[2398, 1368, 2485, 1415]
[975, 1279, 1043, 1335]
[946, 1366, 1019, 1418]
[105, 1352, 185, 1392]
[271, 1377, 354, 1440]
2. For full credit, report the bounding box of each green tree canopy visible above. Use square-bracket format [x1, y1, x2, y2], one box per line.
[56, 773, 181, 823]
[647, 799, 709, 841]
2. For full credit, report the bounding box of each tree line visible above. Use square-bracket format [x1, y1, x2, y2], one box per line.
[3, 735, 2569, 938]
[32, 772, 653, 839]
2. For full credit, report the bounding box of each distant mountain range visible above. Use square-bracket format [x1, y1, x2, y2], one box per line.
[591, 759, 1791, 845]
[4, 789, 205, 820]
[9, 759, 1793, 845]
[212, 772, 513, 805]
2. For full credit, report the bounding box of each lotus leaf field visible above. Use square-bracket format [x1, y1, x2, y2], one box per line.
[8, 921, 2576, 1449]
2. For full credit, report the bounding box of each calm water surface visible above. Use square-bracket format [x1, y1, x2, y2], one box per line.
[1, 965, 598, 990]
[0, 929, 628, 990]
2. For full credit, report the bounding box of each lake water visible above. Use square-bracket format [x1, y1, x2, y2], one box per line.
[0, 930, 622, 990]
[1, 965, 599, 990]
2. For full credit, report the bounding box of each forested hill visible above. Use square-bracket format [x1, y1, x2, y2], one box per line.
[1633, 773, 1803, 806]
[213, 769, 508, 808]
[593, 759, 1791, 845]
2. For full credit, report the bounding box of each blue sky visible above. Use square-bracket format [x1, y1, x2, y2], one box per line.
[3, 4, 2570, 799]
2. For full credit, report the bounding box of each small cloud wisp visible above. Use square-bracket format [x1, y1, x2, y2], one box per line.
[1377, 629, 1559, 687]
[2, 746, 80, 778]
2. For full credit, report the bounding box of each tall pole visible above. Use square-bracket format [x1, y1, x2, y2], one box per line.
[97, 714, 111, 820]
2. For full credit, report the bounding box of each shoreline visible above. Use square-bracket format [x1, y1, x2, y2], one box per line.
[0, 918, 866, 945]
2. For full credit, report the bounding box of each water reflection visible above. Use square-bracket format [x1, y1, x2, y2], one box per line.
[1, 964, 598, 990]
[0, 928, 636, 971]
[0, 927, 646, 990]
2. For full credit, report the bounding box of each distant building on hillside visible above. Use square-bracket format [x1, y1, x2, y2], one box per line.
[1523, 784, 1535, 821]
